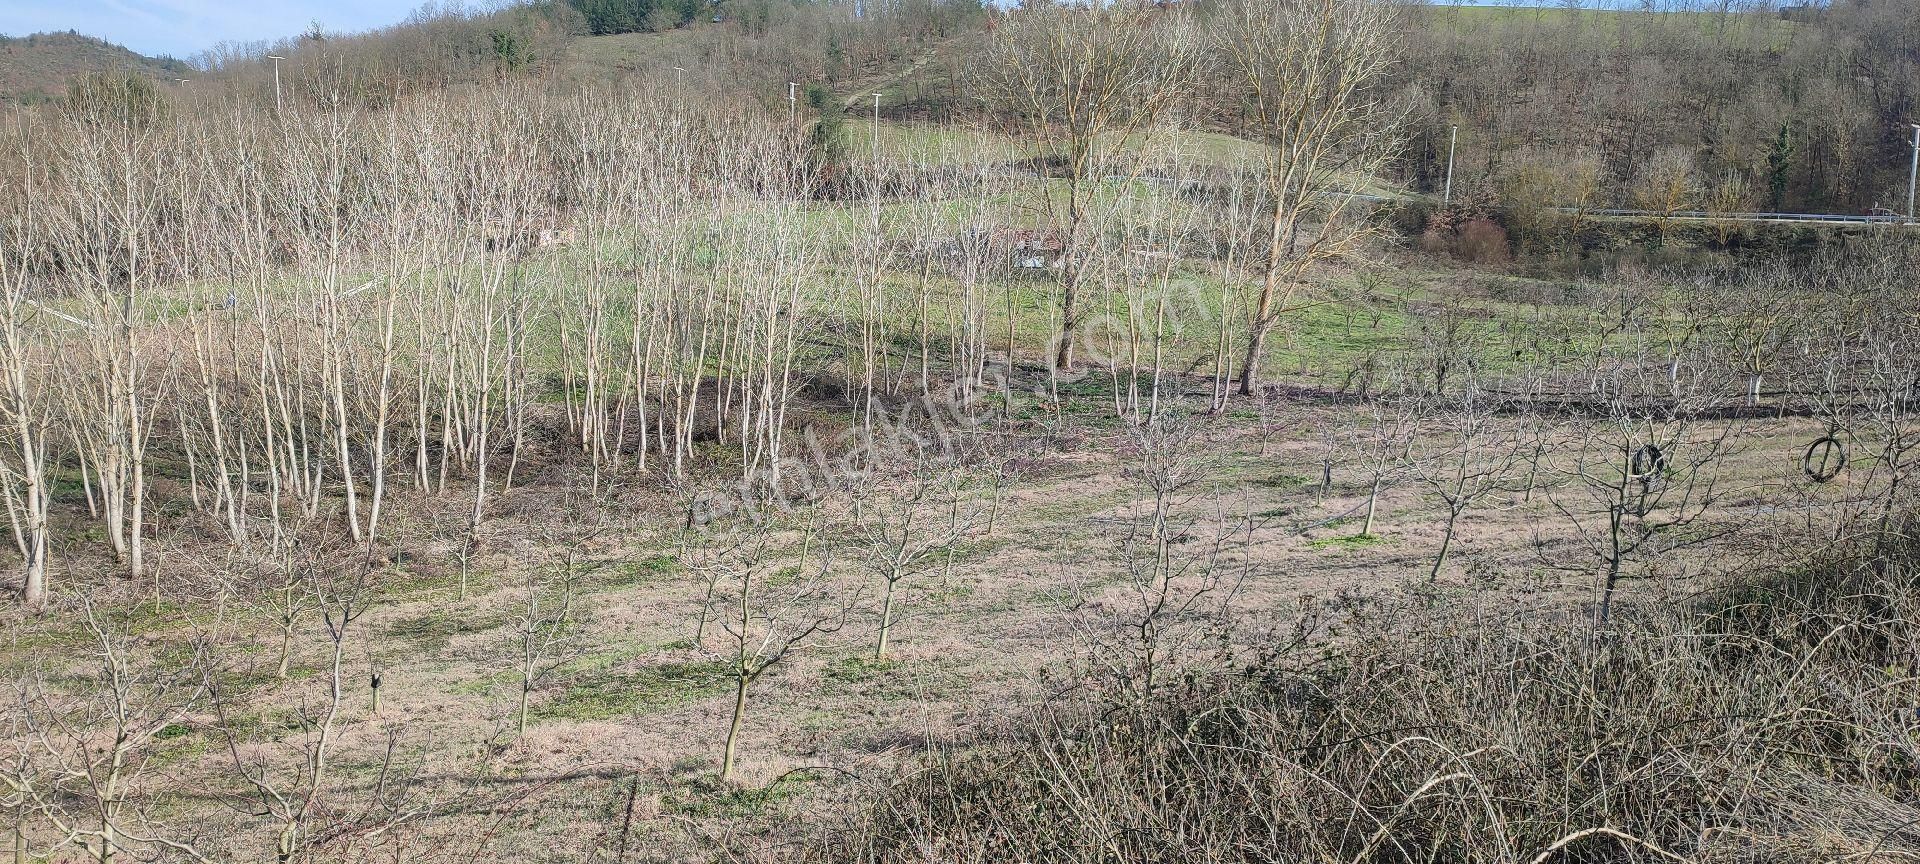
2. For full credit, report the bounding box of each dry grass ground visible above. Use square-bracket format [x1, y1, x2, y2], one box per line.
[0, 390, 1861, 862]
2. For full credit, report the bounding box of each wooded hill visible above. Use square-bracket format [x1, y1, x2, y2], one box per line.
[0, 31, 190, 105]
[5, 0, 1917, 214]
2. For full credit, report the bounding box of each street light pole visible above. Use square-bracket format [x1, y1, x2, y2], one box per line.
[1443, 125, 1458, 209]
[266, 55, 284, 113]
[1907, 123, 1919, 224]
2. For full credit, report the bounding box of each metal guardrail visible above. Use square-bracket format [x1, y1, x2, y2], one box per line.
[1549, 207, 1917, 225]
[1095, 174, 1915, 225]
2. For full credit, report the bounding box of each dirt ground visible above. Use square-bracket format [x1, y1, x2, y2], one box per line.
[0, 395, 1871, 863]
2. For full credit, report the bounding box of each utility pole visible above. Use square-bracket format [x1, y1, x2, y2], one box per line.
[1443, 125, 1458, 208]
[266, 55, 284, 113]
[1907, 123, 1919, 224]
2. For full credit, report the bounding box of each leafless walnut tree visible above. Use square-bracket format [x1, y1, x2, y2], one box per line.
[1543, 350, 1741, 624]
[694, 521, 851, 783]
[852, 451, 980, 661]
[972, 2, 1200, 372]
[506, 536, 591, 738]
[3, 595, 217, 864]
[1075, 417, 1250, 699]
[1407, 379, 1531, 581]
[1351, 394, 1419, 537]
[212, 555, 425, 863]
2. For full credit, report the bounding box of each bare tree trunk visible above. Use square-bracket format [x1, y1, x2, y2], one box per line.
[720, 674, 750, 782]
[875, 572, 898, 661]
[1362, 475, 1382, 536]
[1430, 506, 1459, 582]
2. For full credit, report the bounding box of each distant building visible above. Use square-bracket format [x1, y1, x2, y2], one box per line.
[993, 227, 1064, 270]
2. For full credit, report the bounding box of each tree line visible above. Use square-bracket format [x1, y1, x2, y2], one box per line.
[1395, 0, 1920, 215]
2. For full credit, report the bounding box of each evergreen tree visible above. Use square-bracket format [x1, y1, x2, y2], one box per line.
[1766, 122, 1795, 212]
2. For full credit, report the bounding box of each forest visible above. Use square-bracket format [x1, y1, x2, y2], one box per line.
[0, 0, 1918, 861]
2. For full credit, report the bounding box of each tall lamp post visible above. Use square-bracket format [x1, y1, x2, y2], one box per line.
[266, 55, 284, 113]
[1906, 123, 1919, 224]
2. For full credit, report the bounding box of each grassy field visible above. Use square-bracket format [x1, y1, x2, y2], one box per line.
[2, 191, 1880, 849]
[1419, 2, 1801, 31]
[2, 386, 1855, 858]
[5, 1, 1917, 859]
[0, 34, 1906, 860]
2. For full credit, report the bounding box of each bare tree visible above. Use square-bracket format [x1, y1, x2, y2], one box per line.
[1803, 249, 1920, 551]
[1703, 170, 1752, 245]
[853, 453, 977, 661]
[1407, 380, 1530, 581]
[1703, 266, 1794, 408]
[1545, 357, 1740, 623]
[216, 554, 378, 863]
[1634, 145, 1702, 237]
[47, 77, 170, 582]
[698, 526, 848, 783]
[1214, 0, 1402, 395]
[0, 130, 52, 609]
[6, 596, 216, 864]
[1077, 417, 1249, 699]
[1352, 395, 1419, 537]
[260, 545, 317, 680]
[507, 540, 588, 738]
[973, 3, 1200, 372]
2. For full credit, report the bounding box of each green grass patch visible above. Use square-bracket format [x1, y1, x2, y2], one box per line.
[532, 659, 732, 722]
[1257, 472, 1315, 490]
[377, 561, 479, 598]
[662, 770, 816, 818]
[147, 723, 218, 769]
[218, 707, 305, 742]
[764, 564, 804, 588]
[1308, 533, 1385, 552]
[926, 535, 1008, 571]
[822, 654, 897, 685]
[583, 554, 679, 590]
[450, 670, 516, 697]
[925, 579, 976, 604]
[383, 605, 509, 654]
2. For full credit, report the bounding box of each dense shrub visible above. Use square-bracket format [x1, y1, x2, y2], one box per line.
[1453, 216, 1511, 265]
[807, 528, 1920, 863]
[1418, 207, 1512, 266]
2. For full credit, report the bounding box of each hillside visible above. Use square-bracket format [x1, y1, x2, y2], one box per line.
[2, 2, 1920, 862]
[0, 31, 190, 105]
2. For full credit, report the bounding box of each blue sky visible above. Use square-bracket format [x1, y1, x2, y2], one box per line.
[0, 0, 420, 60]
